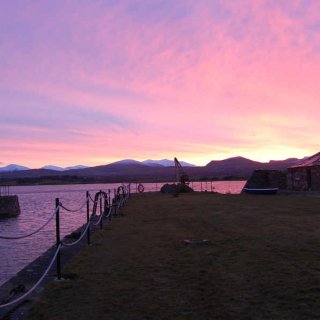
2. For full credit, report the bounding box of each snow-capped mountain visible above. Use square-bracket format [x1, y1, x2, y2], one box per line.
[0, 164, 30, 172]
[142, 159, 196, 167]
[41, 165, 89, 171]
[41, 165, 65, 171]
[109, 159, 143, 166]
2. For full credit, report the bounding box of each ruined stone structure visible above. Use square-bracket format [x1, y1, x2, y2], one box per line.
[287, 152, 320, 191]
[242, 169, 287, 191]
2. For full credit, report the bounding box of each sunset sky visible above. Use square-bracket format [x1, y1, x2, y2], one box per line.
[1, 0, 319, 168]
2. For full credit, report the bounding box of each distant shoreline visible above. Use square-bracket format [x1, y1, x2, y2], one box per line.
[0, 176, 246, 187]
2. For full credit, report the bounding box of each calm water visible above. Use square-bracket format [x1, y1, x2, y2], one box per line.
[0, 181, 245, 285]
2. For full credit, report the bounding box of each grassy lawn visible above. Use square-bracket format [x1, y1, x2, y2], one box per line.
[26, 193, 320, 320]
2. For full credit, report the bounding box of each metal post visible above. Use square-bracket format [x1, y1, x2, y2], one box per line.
[114, 189, 118, 215]
[99, 190, 103, 229]
[108, 190, 112, 220]
[86, 191, 91, 245]
[104, 192, 107, 214]
[55, 198, 62, 280]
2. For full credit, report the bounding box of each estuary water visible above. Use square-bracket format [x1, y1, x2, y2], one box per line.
[0, 181, 245, 286]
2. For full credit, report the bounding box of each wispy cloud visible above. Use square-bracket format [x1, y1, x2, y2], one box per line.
[0, 0, 319, 166]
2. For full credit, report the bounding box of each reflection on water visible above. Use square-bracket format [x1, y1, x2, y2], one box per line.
[0, 181, 245, 285]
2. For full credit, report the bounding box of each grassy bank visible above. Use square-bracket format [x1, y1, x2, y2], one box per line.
[26, 193, 320, 319]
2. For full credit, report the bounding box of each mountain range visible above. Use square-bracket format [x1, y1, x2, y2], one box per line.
[0, 159, 195, 172]
[41, 165, 89, 171]
[0, 156, 303, 183]
[0, 164, 89, 172]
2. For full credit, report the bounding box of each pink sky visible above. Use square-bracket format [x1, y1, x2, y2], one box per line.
[0, 0, 319, 167]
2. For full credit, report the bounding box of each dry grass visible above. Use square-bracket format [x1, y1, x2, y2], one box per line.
[26, 193, 320, 320]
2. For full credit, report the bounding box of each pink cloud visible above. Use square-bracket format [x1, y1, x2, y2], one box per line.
[0, 1, 319, 167]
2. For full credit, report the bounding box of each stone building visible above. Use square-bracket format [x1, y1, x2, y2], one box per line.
[287, 152, 320, 191]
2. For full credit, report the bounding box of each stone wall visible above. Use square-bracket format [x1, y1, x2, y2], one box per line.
[0, 195, 21, 217]
[243, 170, 287, 190]
[287, 166, 320, 191]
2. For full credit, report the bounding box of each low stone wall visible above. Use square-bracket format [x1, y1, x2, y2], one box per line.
[0, 195, 21, 217]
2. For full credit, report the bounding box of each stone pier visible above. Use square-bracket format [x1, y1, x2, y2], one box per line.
[0, 195, 21, 217]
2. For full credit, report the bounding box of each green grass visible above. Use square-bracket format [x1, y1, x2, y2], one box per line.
[26, 193, 320, 319]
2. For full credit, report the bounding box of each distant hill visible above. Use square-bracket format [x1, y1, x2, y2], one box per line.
[41, 165, 89, 171]
[205, 156, 301, 177]
[65, 165, 89, 170]
[142, 159, 196, 167]
[110, 159, 143, 166]
[0, 168, 60, 179]
[0, 164, 30, 172]
[266, 158, 301, 170]
[41, 165, 65, 171]
[205, 156, 265, 177]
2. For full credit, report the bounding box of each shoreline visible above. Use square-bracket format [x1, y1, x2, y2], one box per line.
[0, 178, 246, 187]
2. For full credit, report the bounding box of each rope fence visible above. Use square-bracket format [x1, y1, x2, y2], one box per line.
[0, 183, 131, 309]
[0, 206, 59, 240]
[61, 222, 91, 247]
[59, 199, 87, 213]
[0, 244, 62, 309]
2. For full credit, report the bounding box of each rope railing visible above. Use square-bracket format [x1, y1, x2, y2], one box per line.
[59, 199, 87, 213]
[0, 206, 59, 240]
[0, 244, 62, 309]
[92, 191, 111, 228]
[88, 192, 96, 203]
[61, 222, 91, 247]
[104, 205, 113, 219]
[63, 190, 115, 244]
[91, 211, 104, 226]
[0, 184, 131, 309]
